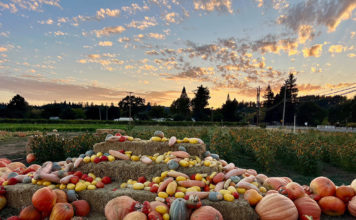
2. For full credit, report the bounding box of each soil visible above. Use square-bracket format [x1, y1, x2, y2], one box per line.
[0, 137, 29, 162]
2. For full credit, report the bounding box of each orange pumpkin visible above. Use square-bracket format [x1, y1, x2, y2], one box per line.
[348, 196, 356, 217]
[244, 189, 263, 206]
[72, 200, 90, 217]
[0, 195, 6, 211]
[26, 153, 36, 163]
[32, 187, 57, 213]
[335, 185, 355, 203]
[7, 162, 26, 171]
[105, 196, 136, 220]
[263, 177, 289, 190]
[123, 211, 147, 220]
[255, 193, 298, 220]
[190, 206, 223, 220]
[54, 189, 67, 203]
[19, 205, 42, 220]
[49, 203, 74, 220]
[294, 196, 321, 220]
[310, 177, 336, 198]
[318, 196, 345, 216]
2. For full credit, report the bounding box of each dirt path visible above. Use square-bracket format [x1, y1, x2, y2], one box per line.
[0, 137, 29, 162]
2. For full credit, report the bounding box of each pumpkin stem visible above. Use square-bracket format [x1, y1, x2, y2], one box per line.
[304, 215, 314, 220]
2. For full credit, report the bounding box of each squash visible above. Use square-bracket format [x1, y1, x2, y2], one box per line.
[178, 180, 205, 188]
[213, 173, 224, 184]
[244, 189, 262, 206]
[169, 198, 188, 220]
[224, 168, 245, 179]
[49, 203, 74, 220]
[19, 205, 41, 220]
[255, 193, 298, 220]
[158, 177, 174, 192]
[54, 189, 67, 203]
[7, 162, 26, 171]
[190, 206, 223, 220]
[154, 131, 165, 138]
[72, 200, 90, 217]
[123, 211, 147, 220]
[148, 210, 163, 220]
[150, 201, 168, 211]
[294, 196, 321, 220]
[32, 187, 57, 213]
[166, 181, 178, 196]
[0, 195, 6, 211]
[208, 192, 223, 202]
[67, 190, 78, 202]
[171, 151, 190, 159]
[348, 196, 356, 217]
[169, 136, 177, 146]
[105, 196, 136, 220]
[263, 177, 289, 190]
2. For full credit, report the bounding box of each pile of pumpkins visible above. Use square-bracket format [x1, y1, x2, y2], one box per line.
[6, 187, 91, 220]
[104, 195, 223, 220]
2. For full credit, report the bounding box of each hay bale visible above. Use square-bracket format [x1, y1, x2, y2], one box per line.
[5, 184, 41, 210]
[93, 141, 206, 157]
[74, 160, 220, 183]
[96, 129, 126, 135]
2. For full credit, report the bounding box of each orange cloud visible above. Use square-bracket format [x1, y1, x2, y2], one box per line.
[302, 44, 323, 57]
[93, 26, 126, 37]
[96, 8, 120, 19]
[328, 44, 346, 53]
[0, 47, 7, 52]
[193, 0, 233, 13]
[98, 41, 113, 47]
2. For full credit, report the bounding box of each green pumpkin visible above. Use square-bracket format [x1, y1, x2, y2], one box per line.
[169, 198, 188, 220]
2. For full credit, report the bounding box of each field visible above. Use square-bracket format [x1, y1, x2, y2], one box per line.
[0, 123, 126, 132]
[1, 125, 355, 185]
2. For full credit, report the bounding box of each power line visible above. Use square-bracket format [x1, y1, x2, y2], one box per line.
[317, 83, 356, 96]
[323, 86, 356, 96]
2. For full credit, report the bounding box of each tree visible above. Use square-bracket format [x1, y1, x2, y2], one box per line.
[118, 95, 145, 118]
[221, 94, 239, 121]
[5, 94, 29, 118]
[263, 85, 274, 123]
[191, 85, 211, 121]
[297, 102, 327, 126]
[170, 87, 191, 120]
[108, 103, 120, 120]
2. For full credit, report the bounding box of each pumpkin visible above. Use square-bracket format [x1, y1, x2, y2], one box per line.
[154, 130, 164, 138]
[169, 198, 188, 220]
[190, 206, 223, 220]
[54, 189, 67, 203]
[7, 162, 26, 171]
[255, 193, 298, 220]
[105, 196, 136, 220]
[19, 205, 41, 220]
[26, 153, 36, 163]
[7, 216, 20, 220]
[67, 190, 78, 202]
[294, 196, 321, 220]
[0, 195, 6, 211]
[32, 187, 57, 213]
[148, 210, 163, 220]
[49, 203, 74, 220]
[348, 196, 356, 217]
[244, 189, 263, 206]
[123, 211, 147, 220]
[263, 177, 288, 190]
[72, 200, 90, 217]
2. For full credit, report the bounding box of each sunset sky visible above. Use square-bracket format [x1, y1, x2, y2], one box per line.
[0, 0, 355, 107]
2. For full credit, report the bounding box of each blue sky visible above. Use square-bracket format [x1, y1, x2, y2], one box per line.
[0, 0, 355, 107]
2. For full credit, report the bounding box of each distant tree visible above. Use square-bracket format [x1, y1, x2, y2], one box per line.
[118, 95, 145, 118]
[191, 85, 210, 121]
[108, 103, 120, 120]
[60, 107, 76, 119]
[5, 94, 29, 118]
[170, 87, 191, 120]
[72, 108, 86, 119]
[85, 105, 100, 120]
[297, 102, 327, 126]
[263, 85, 274, 123]
[221, 94, 239, 121]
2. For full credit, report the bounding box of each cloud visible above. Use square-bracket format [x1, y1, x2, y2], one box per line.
[328, 44, 346, 53]
[351, 32, 356, 39]
[302, 44, 323, 57]
[54, 31, 67, 36]
[193, 0, 233, 13]
[311, 65, 322, 73]
[118, 37, 130, 43]
[39, 19, 54, 25]
[88, 54, 101, 59]
[121, 3, 149, 15]
[126, 17, 157, 30]
[93, 26, 126, 37]
[164, 12, 179, 23]
[168, 66, 215, 81]
[0, 0, 60, 13]
[147, 33, 165, 40]
[96, 8, 120, 19]
[278, 0, 356, 32]
[256, 0, 263, 7]
[252, 37, 299, 56]
[145, 50, 160, 55]
[0, 32, 10, 38]
[0, 47, 7, 52]
[347, 53, 356, 58]
[98, 41, 113, 47]
[298, 25, 315, 44]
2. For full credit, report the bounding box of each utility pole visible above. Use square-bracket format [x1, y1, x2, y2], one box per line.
[293, 114, 296, 133]
[99, 106, 101, 121]
[106, 104, 108, 121]
[282, 84, 287, 127]
[256, 86, 261, 126]
[127, 92, 133, 125]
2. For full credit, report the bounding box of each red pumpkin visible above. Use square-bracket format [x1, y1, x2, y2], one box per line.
[0, 158, 11, 164]
[310, 177, 336, 198]
[318, 196, 345, 216]
[26, 154, 36, 163]
[123, 211, 147, 220]
[49, 203, 74, 220]
[7, 216, 20, 220]
[190, 206, 223, 220]
[105, 196, 136, 220]
[19, 205, 41, 220]
[255, 193, 298, 220]
[32, 187, 57, 213]
[335, 185, 355, 203]
[72, 200, 90, 217]
[54, 189, 67, 203]
[294, 196, 321, 220]
[285, 182, 305, 200]
[348, 196, 356, 217]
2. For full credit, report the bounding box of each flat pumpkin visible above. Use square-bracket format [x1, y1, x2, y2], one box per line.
[169, 198, 188, 220]
[294, 196, 321, 220]
[190, 206, 223, 220]
[105, 196, 136, 220]
[255, 193, 298, 220]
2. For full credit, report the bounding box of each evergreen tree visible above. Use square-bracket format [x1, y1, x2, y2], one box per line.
[170, 87, 191, 120]
[222, 94, 239, 121]
[263, 85, 274, 123]
[191, 85, 210, 121]
[5, 94, 29, 118]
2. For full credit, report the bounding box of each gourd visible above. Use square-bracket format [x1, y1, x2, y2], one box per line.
[171, 151, 190, 159]
[169, 198, 188, 220]
[168, 160, 179, 170]
[294, 196, 321, 220]
[213, 173, 224, 184]
[190, 206, 223, 220]
[32, 187, 57, 213]
[72, 200, 90, 217]
[66, 190, 78, 202]
[123, 211, 147, 220]
[154, 131, 164, 138]
[54, 189, 67, 203]
[105, 196, 136, 220]
[166, 181, 178, 196]
[255, 193, 298, 220]
[49, 203, 74, 220]
[208, 192, 223, 202]
[348, 196, 356, 217]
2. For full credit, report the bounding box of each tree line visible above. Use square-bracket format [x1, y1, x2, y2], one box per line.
[0, 74, 355, 126]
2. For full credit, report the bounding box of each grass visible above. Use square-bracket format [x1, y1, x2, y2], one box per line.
[0, 123, 126, 132]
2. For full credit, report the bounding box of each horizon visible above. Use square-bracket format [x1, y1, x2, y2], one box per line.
[1, 0, 356, 107]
